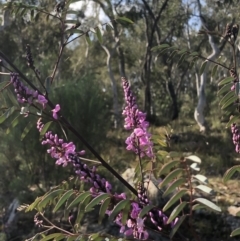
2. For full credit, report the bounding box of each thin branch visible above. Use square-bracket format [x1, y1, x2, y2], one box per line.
[0, 50, 138, 196]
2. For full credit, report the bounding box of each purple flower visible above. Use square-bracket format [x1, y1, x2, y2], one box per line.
[52, 104, 60, 119]
[10, 73, 47, 109]
[38, 95, 48, 108]
[122, 77, 153, 158]
[231, 123, 240, 153]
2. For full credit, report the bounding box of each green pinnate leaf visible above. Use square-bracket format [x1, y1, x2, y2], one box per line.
[158, 160, 180, 176]
[195, 185, 214, 195]
[218, 76, 235, 86]
[211, 64, 218, 78]
[219, 91, 235, 106]
[151, 44, 170, 52]
[193, 174, 208, 184]
[40, 233, 65, 241]
[21, 121, 35, 141]
[199, 61, 208, 75]
[0, 106, 15, 124]
[221, 95, 238, 109]
[230, 228, 240, 237]
[218, 83, 231, 96]
[170, 215, 186, 239]
[116, 16, 134, 24]
[38, 189, 64, 210]
[163, 178, 186, 198]
[226, 115, 240, 128]
[189, 51, 198, 56]
[96, 26, 103, 44]
[186, 155, 201, 164]
[6, 115, 20, 134]
[138, 204, 155, 218]
[53, 190, 75, 213]
[67, 191, 91, 210]
[39, 121, 53, 140]
[159, 168, 183, 189]
[167, 201, 187, 224]
[25, 197, 42, 212]
[109, 200, 130, 221]
[223, 165, 240, 184]
[121, 201, 131, 225]
[193, 198, 221, 212]
[85, 193, 110, 212]
[98, 197, 111, 224]
[163, 189, 188, 212]
[192, 204, 206, 210]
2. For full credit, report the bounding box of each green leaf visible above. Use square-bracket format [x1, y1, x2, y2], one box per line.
[53, 190, 74, 213]
[109, 200, 130, 221]
[159, 168, 183, 189]
[223, 165, 240, 184]
[0, 106, 15, 124]
[186, 155, 201, 164]
[195, 185, 214, 194]
[85, 32, 91, 45]
[221, 95, 238, 109]
[138, 204, 155, 218]
[177, 49, 188, 55]
[158, 160, 180, 176]
[190, 163, 200, 171]
[116, 16, 134, 24]
[217, 83, 231, 96]
[218, 76, 235, 86]
[167, 202, 187, 224]
[67, 191, 91, 210]
[121, 201, 131, 225]
[85, 193, 110, 213]
[219, 91, 235, 106]
[230, 228, 240, 237]
[25, 197, 42, 212]
[151, 44, 170, 52]
[226, 115, 240, 128]
[38, 189, 64, 210]
[177, 53, 187, 66]
[0, 81, 10, 90]
[193, 174, 208, 184]
[163, 189, 187, 212]
[163, 178, 186, 198]
[192, 204, 207, 210]
[39, 121, 53, 140]
[170, 215, 186, 239]
[21, 121, 35, 141]
[167, 151, 181, 158]
[189, 51, 199, 56]
[107, 21, 114, 29]
[96, 26, 103, 44]
[199, 61, 208, 75]
[193, 198, 221, 212]
[40, 233, 65, 241]
[211, 64, 218, 78]
[7, 89, 19, 106]
[98, 197, 111, 224]
[6, 115, 20, 134]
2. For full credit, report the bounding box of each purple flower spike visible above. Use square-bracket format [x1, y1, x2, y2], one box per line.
[121, 77, 154, 158]
[231, 123, 240, 153]
[52, 104, 60, 119]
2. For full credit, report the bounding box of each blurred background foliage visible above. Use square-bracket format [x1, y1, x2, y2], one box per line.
[0, 0, 240, 240]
